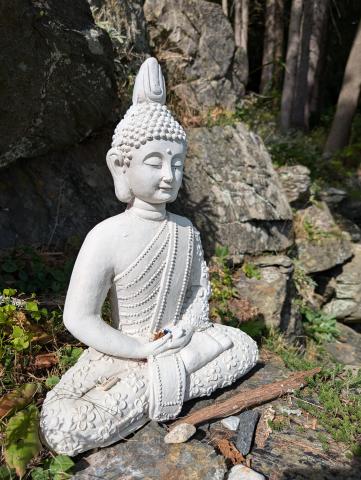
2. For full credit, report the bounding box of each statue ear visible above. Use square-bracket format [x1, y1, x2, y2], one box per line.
[106, 148, 133, 203]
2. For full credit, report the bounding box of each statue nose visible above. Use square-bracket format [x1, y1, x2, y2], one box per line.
[162, 162, 173, 183]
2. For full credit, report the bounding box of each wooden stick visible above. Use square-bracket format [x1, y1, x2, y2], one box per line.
[172, 367, 321, 428]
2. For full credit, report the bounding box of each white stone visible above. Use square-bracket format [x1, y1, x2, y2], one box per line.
[39, 57, 259, 458]
[164, 423, 196, 443]
[221, 416, 240, 431]
[227, 465, 265, 480]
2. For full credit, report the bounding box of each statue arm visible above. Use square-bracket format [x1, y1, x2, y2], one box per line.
[63, 226, 172, 359]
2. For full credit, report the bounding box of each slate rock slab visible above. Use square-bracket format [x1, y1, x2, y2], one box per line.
[234, 410, 260, 456]
[72, 421, 227, 480]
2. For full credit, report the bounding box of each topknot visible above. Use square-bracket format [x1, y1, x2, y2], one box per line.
[111, 58, 186, 167]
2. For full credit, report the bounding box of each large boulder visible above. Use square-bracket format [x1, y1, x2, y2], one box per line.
[294, 203, 353, 274]
[71, 421, 227, 479]
[323, 244, 361, 323]
[236, 255, 301, 333]
[0, 0, 116, 168]
[0, 132, 121, 249]
[172, 123, 293, 256]
[144, 0, 246, 114]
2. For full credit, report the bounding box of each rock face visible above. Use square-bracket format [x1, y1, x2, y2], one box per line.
[172, 123, 293, 256]
[88, 0, 150, 110]
[144, 0, 246, 114]
[323, 244, 361, 323]
[0, 132, 121, 249]
[71, 421, 227, 479]
[0, 0, 116, 168]
[294, 203, 353, 273]
[235, 255, 301, 332]
[277, 165, 311, 208]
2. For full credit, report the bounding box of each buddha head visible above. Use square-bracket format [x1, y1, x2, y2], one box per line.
[106, 58, 187, 204]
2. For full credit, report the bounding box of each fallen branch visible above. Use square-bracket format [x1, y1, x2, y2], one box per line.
[172, 367, 321, 428]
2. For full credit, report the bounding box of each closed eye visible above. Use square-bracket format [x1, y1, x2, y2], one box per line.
[144, 156, 162, 167]
[172, 158, 183, 168]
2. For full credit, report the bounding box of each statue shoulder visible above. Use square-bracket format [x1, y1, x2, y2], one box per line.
[82, 213, 129, 251]
[167, 212, 194, 229]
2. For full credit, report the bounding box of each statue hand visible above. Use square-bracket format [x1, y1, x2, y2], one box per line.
[141, 328, 192, 358]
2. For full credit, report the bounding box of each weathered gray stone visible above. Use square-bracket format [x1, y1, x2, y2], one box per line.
[323, 244, 361, 323]
[144, 0, 246, 113]
[221, 416, 240, 431]
[277, 165, 311, 208]
[324, 322, 361, 365]
[294, 203, 353, 273]
[164, 423, 196, 443]
[236, 255, 301, 332]
[227, 465, 265, 480]
[172, 123, 293, 257]
[71, 422, 227, 479]
[0, 0, 116, 168]
[235, 410, 260, 456]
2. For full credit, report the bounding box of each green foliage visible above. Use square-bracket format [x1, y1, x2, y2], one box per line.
[210, 246, 239, 324]
[242, 262, 262, 280]
[238, 318, 266, 339]
[300, 306, 339, 343]
[45, 375, 60, 389]
[263, 329, 319, 371]
[4, 404, 42, 478]
[31, 455, 75, 480]
[59, 346, 84, 370]
[268, 418, 288, 432]
[0, 248, 73, 294]
[297, 368, 361, 456]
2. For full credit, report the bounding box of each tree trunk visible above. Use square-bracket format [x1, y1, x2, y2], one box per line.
[274, 0, 285, 88]
[308, 0, 330, 118]
[324, 19, 361, 155]
[260, 0, 276, 94]
[280, 0, 304, 132]
[291, 0, 314, 130]
[222, 0, 228, 17]
[234, 0, 249, 52]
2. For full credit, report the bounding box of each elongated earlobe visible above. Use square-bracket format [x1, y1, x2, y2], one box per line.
[106, 148, 133, 203]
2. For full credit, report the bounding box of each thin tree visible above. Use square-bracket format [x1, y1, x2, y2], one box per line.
[291, 0, 314, 130]
[280, 0, 304, 132]
[324, 19, 361, 155]
[308, 0, 330, 118]
[274, 0, 285, 88]
[222, 0, 228, 17]
[260, 0, 276, 94]
[234, 0, 249, 86]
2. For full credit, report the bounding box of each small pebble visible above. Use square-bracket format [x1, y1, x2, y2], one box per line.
[227, 465, 265, 480]
[164, 423, 196, 444]
[221, 416, 240, 431]
[235, 410, 260, 456]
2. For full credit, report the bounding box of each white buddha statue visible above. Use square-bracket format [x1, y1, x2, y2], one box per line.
[40, 58, 258, 456]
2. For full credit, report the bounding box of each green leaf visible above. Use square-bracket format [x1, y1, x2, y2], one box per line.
[48, 455, 75, 477]
[25, 301, 38, 312]
[31, 467, 49, 480]
[2, 289, 17, 297]
[45, 376, 60, 389]
[0, 465, 16, 480]
[4, 404, 42, 478]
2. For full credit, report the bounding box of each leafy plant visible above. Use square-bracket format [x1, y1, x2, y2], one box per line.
[0, 384, 39, 420]
[300, 306, 339, 343]
[4, 404, 41, 478]
[242, 262, 262, 280]
[59, 346, 84, 370]
[31, 455, 75, 480]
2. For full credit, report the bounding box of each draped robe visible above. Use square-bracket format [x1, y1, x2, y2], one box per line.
[40, 213, 258, 456]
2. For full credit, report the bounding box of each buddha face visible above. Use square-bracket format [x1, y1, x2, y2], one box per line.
[123, 139, 186, 204]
